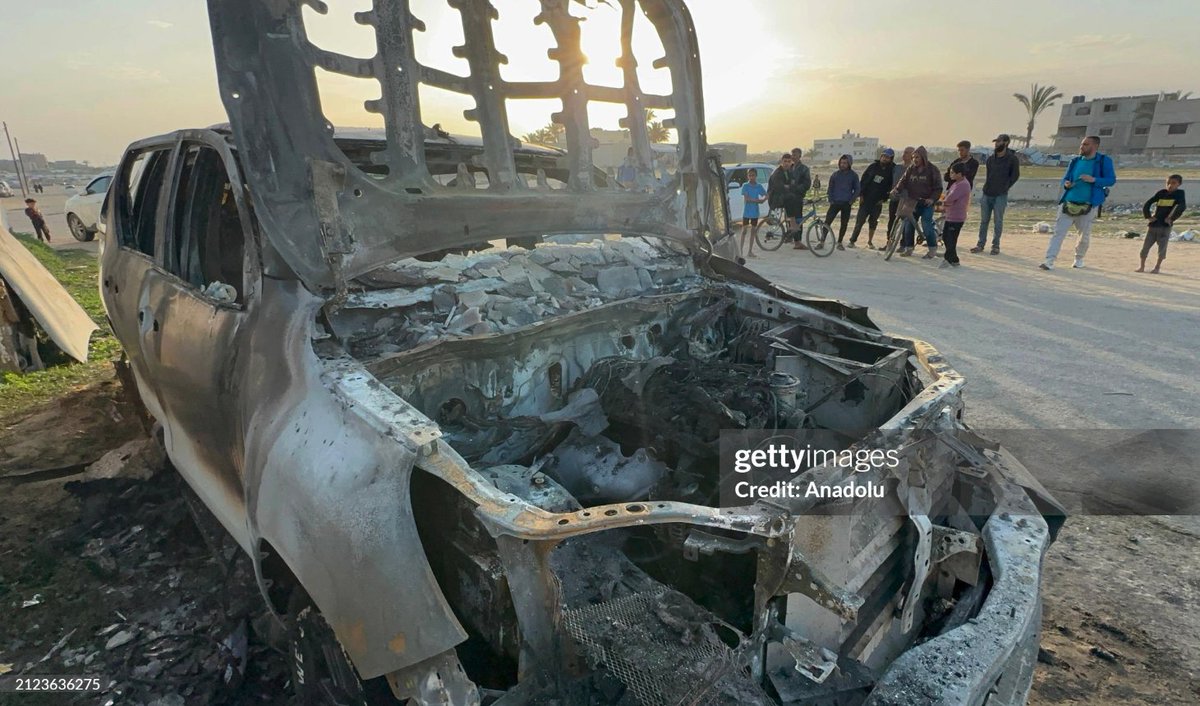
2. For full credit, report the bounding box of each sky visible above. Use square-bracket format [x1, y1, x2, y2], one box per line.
[0, 0, 1196, 166]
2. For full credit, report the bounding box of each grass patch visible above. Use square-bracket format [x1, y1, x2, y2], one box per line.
[0, 234, 119, 422]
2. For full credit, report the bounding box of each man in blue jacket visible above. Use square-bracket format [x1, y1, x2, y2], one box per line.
[826, 154, 860, 249]
[1041, 135, 1116, 270]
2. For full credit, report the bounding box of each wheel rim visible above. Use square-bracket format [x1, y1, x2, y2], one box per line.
[67, 214, 87, 241]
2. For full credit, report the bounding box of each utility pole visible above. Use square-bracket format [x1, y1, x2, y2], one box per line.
[3, 122, 28, 199]
[14, 138, 32, 197]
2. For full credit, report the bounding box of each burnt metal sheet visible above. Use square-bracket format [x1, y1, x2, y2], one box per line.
[0, 227, 97, 363]
[206, 0, 715, 293]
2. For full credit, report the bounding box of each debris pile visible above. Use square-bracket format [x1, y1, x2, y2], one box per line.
[0, 455, 289, 705]
[342, 237, 699, 356]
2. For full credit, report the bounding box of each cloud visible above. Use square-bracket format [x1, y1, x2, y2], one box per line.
[1030, 34, 1135, 54]
[146, 20, 173, 30]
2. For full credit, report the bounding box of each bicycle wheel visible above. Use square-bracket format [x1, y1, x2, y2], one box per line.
[805, 221, 836, 257]
[755, 208, 787, 251]
[755, 212, 786, 252]
[884, 216, 907, 261]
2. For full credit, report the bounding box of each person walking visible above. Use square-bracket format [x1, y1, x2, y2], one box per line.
[826, 155, 860, 249]
[1136, 174, 1185, 274]
[886, 146, 915, 239]
[1041, 135, 1116, 270]
[972, 133, 1021, 255]
[939, 163, 970, 268]
[849, 148, 895, 249]
[891, 146, 941, 257]
[616, 147, 637, 187]
[944, 140, 979, 189]
[23, 198, 52, 243]
[739, 168, 768, 258]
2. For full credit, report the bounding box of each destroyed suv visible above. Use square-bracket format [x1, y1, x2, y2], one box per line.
[99, 1, 1062, 704]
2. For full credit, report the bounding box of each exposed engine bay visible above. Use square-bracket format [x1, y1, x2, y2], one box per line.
[301, 237, 1042, 703]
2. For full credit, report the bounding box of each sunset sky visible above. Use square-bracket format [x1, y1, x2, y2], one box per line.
[2, 0, 1196, 165]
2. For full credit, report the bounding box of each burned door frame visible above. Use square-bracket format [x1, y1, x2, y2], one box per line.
[102, 138, 178, 427]
[141, 131, 262, 547]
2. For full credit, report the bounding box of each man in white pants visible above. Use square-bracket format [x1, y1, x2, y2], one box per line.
[1041, 135, 1116, 270]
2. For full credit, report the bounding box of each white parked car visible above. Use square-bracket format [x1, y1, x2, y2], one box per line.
[0, 180, 14, 198]
[723, 162, 774, 223]
[64, 173, 113, 241]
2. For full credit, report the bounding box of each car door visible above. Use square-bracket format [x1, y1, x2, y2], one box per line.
[101, 142, 175, 424]
[78, 175, 113, 228]
[138, 135, 256, 541]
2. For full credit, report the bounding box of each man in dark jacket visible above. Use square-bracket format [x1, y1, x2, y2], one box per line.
[891, 146, 942, 257]
[849, 149, 895, 248]
[971, 133, 1021, 255]
[944, 140, 980, 188]
[826, 155, 860, 248]
[768, 154, 806, 249]
[789, 147, 812, 212]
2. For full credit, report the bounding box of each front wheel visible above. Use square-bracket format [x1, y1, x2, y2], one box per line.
[755, 209, 787, 251]
[884, 217, 907, 261]
[67, 213, 94, 242]
[805, 221, 836, 257]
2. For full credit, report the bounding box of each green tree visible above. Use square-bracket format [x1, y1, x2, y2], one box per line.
[1013, 83, 1064, 148]
[643, 109, 671, 143]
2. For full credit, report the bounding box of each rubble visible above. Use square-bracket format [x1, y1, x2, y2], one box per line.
[0, 468, 289, 705]
[342, 237, 699, 357]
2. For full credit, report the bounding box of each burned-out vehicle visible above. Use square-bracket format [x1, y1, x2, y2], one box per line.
[99, 1, 1062, 704]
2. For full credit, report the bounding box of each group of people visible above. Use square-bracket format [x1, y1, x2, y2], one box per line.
[741, 135, 1023, 266]
[739, 133, 1186, 274]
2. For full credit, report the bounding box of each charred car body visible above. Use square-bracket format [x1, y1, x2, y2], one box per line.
[98, 1, 1062, 704]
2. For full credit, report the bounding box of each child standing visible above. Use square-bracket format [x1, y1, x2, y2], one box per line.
[939, 163, 970, 268]
[23, 198, 52, 243]
[1137, 174, 1186, 275]
[740, 168, 767, 258]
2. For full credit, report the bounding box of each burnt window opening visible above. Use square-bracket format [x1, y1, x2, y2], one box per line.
[117, 148, 171, 257]
[167, 145, 246, 304]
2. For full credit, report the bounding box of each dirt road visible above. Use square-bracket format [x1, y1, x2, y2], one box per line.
[748, 207, 1200, 703]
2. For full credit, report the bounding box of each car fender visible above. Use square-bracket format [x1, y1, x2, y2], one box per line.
[241, 278, 467, 680]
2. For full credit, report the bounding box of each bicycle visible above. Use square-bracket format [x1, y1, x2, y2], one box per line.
[884, 197, 917, 260]
[757, 199, 835, 257]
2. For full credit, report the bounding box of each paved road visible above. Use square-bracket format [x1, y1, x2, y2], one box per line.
[2, 187, 100, 254]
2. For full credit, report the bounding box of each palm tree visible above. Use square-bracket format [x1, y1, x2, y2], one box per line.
[643, 109, 671, 143]
[522, 123, 565, 146]
[1013, 83, 1064, 148]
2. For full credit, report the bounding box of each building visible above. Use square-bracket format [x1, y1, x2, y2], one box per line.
[1051, 93, 1200, 156]
[0, 153, 49, 172]
[710, 142, 747, 165]
[1144, 98, 1200, 157]
[810, 130, 880, 165]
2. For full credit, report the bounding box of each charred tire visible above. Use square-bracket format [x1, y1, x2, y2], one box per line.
[287, 592, 402, 706]
[67, 213, 94, 242]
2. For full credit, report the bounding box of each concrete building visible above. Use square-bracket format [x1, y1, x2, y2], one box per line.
[810, 130, 879, 165]
[1145, 98, 1200, 157]
[0, 153, 49, 172]
[711, 142, 747, 165]
[1052, 93, 1200, 156]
